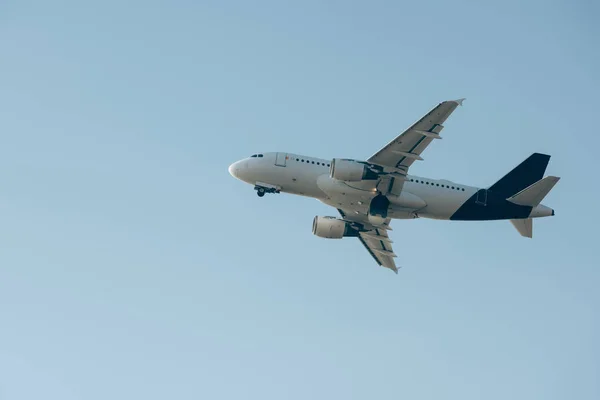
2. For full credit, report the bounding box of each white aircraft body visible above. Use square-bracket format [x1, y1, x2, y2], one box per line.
[229, 99, 559, 273]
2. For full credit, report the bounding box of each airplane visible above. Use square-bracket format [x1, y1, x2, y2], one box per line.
[228, 99, 560, 273]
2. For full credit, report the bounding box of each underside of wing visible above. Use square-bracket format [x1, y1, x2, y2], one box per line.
[358, 229, 398, 273]
[368, 99, 465, 173]
[338, 209, 398, 273]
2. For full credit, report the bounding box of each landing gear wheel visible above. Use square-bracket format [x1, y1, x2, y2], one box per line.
[257, 188, 266, 197]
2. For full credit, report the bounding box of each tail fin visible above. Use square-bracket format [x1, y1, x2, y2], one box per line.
[489, 153, 550, 197]
[507, 176, 560, 207]
[511, 219, 533, 238]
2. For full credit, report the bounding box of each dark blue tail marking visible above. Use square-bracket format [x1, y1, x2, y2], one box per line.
[450, 189, 532, 221]
[488, 153, 550, 197]
[450, 153, 551, 221]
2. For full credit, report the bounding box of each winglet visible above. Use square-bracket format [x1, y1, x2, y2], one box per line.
[452, 98, 466, 106]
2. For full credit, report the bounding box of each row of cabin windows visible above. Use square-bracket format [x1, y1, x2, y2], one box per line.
[410, 178, 465, 191]
[252, 154, 330, 166]
[287, 158, 464, 191]
[250, 156, 461, 189]
[295, 158, 330, 167]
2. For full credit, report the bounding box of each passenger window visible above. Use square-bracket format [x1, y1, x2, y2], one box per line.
[311, 161, 315, 164]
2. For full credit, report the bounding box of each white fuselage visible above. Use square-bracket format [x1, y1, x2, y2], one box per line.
[230, 152, 555, 222]
[228, 152, 553, 221]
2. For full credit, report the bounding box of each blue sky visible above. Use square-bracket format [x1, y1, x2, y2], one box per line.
[1, 1, 598, 399]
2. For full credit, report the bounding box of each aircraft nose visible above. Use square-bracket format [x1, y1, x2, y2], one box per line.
[229, 160, 247, 180]
[228, 162, 239, 178]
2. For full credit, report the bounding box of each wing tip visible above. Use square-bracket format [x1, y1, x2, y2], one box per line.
[452, 98, 466, 106]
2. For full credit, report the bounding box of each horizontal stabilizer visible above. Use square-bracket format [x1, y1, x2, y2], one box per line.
[507, 176, 560, 207]
[511, 218, 533, 238]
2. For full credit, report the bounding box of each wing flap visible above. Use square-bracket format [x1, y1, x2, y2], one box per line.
[358, 230, 398, 273]
[338, 209, 398, 273]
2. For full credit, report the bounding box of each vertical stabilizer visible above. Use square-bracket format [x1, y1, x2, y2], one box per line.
[489, 153, 550, 197]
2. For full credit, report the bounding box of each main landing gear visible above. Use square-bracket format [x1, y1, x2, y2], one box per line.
[254, 185, 280, 197]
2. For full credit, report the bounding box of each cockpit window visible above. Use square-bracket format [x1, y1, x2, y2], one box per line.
[258, 154, 263, 157]
[251, 154, 257, 157]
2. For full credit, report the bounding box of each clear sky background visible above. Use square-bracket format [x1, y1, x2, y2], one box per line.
[1, 1, 598, 399]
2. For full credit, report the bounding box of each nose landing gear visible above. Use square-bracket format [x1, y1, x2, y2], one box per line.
[254, 184, 280, 198]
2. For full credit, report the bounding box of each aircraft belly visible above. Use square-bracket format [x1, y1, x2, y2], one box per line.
[317, 175, 376, 202]
[387, 191, 426, 209]
[406, 184, 475, 220]
[271, 167, 326, 198]
[418, 197, 465, 219]
[316, 175, 425, 219]
[388, 207, 420, 219]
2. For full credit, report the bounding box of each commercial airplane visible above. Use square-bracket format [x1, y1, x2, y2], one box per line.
[229, 99, 559, 273]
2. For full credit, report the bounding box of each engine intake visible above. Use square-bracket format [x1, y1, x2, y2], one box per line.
[312, 216, 359, 239]
[330, 159, 379, 181]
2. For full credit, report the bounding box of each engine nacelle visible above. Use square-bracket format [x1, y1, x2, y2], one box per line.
[329, 159, 379, 181]
[312, 216, 359, 239]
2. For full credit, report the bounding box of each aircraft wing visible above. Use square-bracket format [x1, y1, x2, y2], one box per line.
[338, 209, 398, 273]
[368, 99, 465, 173]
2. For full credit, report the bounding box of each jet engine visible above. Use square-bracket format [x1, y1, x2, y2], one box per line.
[329, 159, 379, 181]
[312, 216, 359, 239]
